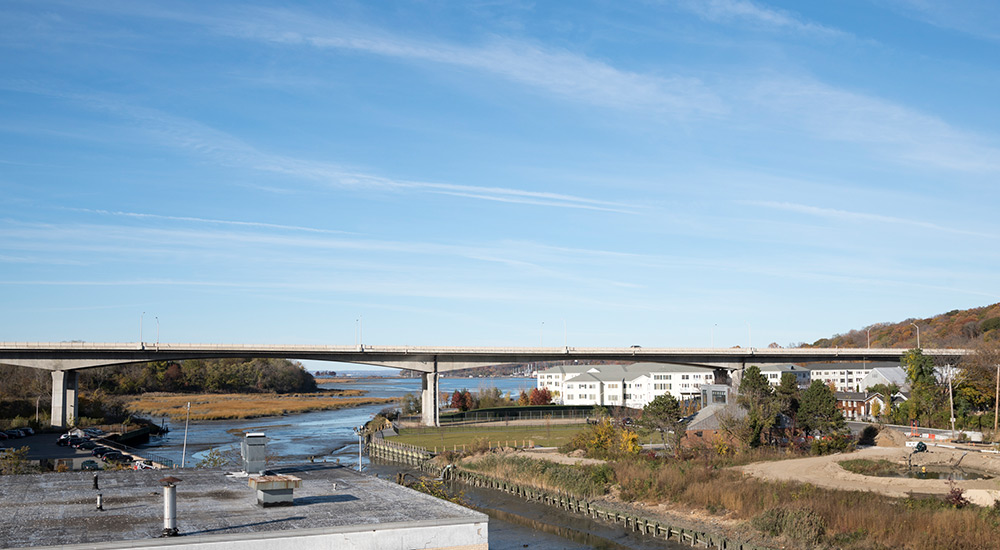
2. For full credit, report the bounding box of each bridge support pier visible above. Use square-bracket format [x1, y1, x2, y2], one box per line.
[51, 370, 79, 428]
[420, 361, 439, 427]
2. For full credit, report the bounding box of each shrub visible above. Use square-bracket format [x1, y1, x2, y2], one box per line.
[946, 483, 969, 509]
[752, 506, 826, 545]
[810, 434, 855, 456]
[858, 425, 879, 446]
[563, 417, 640, 459]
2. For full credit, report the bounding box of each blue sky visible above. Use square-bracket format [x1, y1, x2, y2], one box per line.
[2, 1, 1000, 362]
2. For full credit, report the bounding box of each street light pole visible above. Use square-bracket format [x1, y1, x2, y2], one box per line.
[866, 327, 871, 349]
[540, 322, 544, 347]
[181, 402, 191, 468]
[140, 312, 145, 345]
[910, 322, 920, 349]
[155, 317, 160, 347]
[711, 324, 716, 349]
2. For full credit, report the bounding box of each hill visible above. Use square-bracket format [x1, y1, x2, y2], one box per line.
[808, 303, 1000, 349]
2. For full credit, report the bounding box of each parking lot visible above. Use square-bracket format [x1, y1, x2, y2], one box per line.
[2, 431, 139, 471]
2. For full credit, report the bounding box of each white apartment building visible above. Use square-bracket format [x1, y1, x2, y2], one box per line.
[537, 363, 716, 409]
[806, 362, 898, 392]
[757, 364, 811, 387]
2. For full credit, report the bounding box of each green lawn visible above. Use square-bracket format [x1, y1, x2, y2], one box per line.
[393, 423, 587, 451]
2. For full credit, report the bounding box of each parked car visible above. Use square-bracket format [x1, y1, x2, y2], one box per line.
[92, 446, 112, 457]
[0, 432, 8, 440]
[4, 429, 24, 438]
[16, 427, 34, 435]
[66, 437, 86, 447]
[83, 428, 104, 436]
[80, 460, 101, 471]
[78, 440, 98, 450]
[102, 452, 128, 463]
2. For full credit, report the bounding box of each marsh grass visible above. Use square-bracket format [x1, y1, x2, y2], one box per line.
[463, 454, 612, 498]
[126, 392, 397, 420]
[612, 456, 1000, 549]
[838, 458, 900, 477]
[463, 447, 1000, 549]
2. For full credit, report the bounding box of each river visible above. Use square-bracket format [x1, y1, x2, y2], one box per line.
[136, 377, 684, 550]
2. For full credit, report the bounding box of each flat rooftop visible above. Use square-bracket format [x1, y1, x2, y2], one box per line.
[0, 463, 487, 549]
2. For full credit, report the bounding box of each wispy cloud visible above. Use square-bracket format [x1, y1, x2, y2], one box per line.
[68, 209, 355, 235]
[673, 0, 846, 37]
[744, 77, 1000, 173]
[748, 200, 999, 239]
[215, 9, 726, 118]
[885, 0, 1000, 42]
[2, 85, 638, 213]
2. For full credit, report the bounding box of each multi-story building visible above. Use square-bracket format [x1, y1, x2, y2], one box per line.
[805, 362, 898, 392]
[536, 362, 716, 409]
[757, 364, 811, 387]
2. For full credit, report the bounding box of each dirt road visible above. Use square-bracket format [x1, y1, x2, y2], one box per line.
[738, 444, 1000, 506]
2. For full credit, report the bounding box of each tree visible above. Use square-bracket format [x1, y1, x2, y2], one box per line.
[903, 349, 936, 386]
[798, 380, 845, 436]
[517, 390, 530, 406]
[528, 387, 552, 406]
[399, 392, 422, 415]
[641, 393, 684, 457]
[0, 446, 35, 475]
[775, 373, 801, 428]
[903, 348, 940, 426]
[736, 366, 778, 448]
[450, 389, 475, 411]
[956, 341, 1000, 410]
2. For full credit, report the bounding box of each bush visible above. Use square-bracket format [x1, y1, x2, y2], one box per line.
[562, 417, 640, 459]
[946, 483, 969, 509]
[858, 425, 879, 446]
[752, 506, 826, 544]
[810, 434, 855, 456]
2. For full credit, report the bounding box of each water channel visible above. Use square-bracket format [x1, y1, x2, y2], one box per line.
[135, 377, 690, 549]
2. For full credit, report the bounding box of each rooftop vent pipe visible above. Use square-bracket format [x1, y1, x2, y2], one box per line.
[159, 476, 182, 537]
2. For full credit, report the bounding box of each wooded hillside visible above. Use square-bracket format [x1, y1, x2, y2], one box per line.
[808, 303, 1000, 348]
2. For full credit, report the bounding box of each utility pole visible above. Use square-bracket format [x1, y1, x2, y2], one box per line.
[947, 365, 955, 441]
[994, 365, 999, 434]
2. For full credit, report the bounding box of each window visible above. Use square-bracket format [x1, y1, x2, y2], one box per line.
[681, 374, 689, 380]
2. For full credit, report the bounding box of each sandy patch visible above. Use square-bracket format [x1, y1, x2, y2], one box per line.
[738, 445, 1000, 504]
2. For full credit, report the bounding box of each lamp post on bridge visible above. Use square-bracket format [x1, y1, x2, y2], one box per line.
[140, 312, 145, 347]
[910, 322, 920, 349]
[156, 317, 160, 347]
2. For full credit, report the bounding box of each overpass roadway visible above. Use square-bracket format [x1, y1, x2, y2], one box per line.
[0, 342, 971, 428]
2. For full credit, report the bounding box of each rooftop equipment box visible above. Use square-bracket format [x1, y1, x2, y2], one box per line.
[241, 432, 267, 474]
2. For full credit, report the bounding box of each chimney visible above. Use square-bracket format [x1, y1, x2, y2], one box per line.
[241, 433, 267, 474]
[159, 476, 182, 537]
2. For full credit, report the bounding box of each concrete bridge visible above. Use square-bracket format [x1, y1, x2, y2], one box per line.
[0, 342, 971, 428]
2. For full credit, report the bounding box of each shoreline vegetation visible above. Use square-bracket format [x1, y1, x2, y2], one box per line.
[126, 391, 398, 420]
[442, 443, 1000, 550]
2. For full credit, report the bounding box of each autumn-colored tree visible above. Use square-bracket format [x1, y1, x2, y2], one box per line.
[528, 387, 552, 406]
[517, 390, 530, 406]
